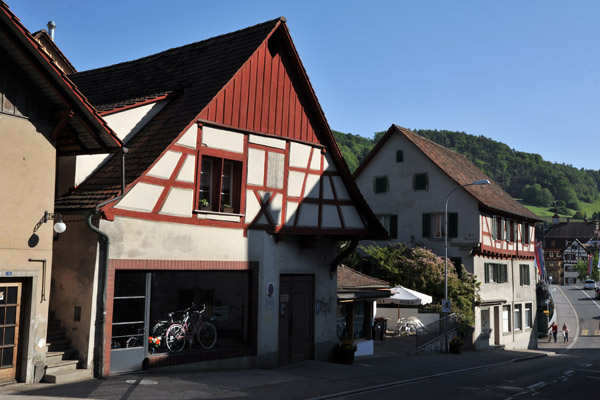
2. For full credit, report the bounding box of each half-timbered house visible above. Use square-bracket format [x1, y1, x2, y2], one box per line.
[354, 125, 542, 350]
[52, 18, 385, 376]
[0, 2, 121, 384]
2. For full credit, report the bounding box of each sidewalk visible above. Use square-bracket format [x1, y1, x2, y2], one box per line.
[537, 284, 577, 353]
[0, 287, 575, 400]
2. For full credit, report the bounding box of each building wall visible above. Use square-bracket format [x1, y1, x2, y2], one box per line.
[355, 132, 481, 272]
[0, 115, 56, 382]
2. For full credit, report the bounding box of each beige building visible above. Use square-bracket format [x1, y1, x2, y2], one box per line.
[0, 3, 121, 384]
[354, 125, 542, 350]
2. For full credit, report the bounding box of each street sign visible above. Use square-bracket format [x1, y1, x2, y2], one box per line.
[442, 300, 451, 313]
[543, 310, 549, 314]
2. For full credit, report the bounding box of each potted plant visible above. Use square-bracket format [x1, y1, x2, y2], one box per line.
[221, 204, 234, 213]
[449, 336, 463, 354]
[333, 339, 356, 364]
[199, 198, 211, 211]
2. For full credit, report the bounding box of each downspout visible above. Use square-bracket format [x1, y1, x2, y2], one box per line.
[330, 240, 358, 278]
[86, 148, 127, 379]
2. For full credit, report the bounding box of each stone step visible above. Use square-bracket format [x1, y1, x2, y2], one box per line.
[45, 349, 78, 364]
[45, 359, 79, 374]
[47, 328, 66, 341]
[47, 338, 71, 352]
[42, 368, 92, 384]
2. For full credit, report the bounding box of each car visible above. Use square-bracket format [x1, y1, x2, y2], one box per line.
[583, 279, 596, 290]
[595, 286, 600, 300]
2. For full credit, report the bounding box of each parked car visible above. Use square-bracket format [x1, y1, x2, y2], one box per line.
[583, 279, 596, 290]
[595, 286, 600, 299]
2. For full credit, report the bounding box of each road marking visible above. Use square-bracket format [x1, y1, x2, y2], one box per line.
[582, 329, 589, 335]
[586, 376, 600, 380]
[527, 382, 546, 391]
[579, 369, 600, 373]
[579, 288, 600, 310]
[497, 386, 522, 390]
[564, 369, 574, 375]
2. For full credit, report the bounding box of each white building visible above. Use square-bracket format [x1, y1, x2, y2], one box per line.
[354, 125, 542, 350]
[563, 239, 592, 283]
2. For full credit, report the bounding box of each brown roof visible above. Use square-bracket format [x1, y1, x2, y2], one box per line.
[337, 265, 389, 289]
[56, 18, 282, 210]
[0, 1, 121, 155]
[355, 125, 541, 222]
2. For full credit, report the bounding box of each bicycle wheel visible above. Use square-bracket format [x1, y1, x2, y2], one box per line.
[166, 324, 186, 352]
[197, 322, 217, 349]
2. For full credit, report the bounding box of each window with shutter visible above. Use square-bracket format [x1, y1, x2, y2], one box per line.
[448, 213, 458, 238]
[422, 213, 431, 238]
[374, 176, 388, 193]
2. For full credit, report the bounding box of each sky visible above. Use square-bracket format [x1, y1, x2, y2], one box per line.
[8, 1, 600, 170]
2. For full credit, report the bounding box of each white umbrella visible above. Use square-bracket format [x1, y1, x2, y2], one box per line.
[378, 285, 433, 306]
[377, 286, 433, 325]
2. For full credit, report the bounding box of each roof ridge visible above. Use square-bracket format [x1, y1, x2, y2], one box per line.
[71, 17, 283, 78]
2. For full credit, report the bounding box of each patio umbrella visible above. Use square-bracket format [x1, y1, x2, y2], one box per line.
[377, 286, 433, 322]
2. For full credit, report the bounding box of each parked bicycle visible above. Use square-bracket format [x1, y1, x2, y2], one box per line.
[149, 310, 183, 352]
[165, 303, 217, 352]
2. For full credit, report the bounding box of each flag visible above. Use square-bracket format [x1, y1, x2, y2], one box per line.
[534, 241, 546, 278]
[589, 253, 594, 277]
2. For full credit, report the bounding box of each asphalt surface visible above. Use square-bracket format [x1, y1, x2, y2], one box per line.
[0, 285, 577, 400]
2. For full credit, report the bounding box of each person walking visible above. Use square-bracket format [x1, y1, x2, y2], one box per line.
[552, 322, 558, 342]
[562, 323, 570, 343]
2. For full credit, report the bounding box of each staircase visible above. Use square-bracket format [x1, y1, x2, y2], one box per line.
[44, 316, 92, 384]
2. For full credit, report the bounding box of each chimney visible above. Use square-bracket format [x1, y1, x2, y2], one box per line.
[47, 21, 56, 41]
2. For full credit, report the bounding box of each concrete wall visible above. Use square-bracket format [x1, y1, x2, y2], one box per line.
[0, 115, 56, 382]
[92, 216, 338, 365]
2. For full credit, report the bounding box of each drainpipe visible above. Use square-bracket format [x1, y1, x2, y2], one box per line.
[86, 148, 127, 378]
[330, 240, 358, 278]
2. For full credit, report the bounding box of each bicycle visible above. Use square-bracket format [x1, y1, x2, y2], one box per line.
[149, 310, 183, 352]
[165, 304, 217, 352]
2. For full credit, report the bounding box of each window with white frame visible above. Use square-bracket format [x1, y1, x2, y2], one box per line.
[524, 303, 532, 329]
[521, 223, 530, 244]
[502, 305, 511, 333]
[514, 304, 522, 331]
[422, 212, 458, 239]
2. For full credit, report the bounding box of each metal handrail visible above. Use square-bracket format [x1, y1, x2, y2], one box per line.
[416, 313, 458, 350]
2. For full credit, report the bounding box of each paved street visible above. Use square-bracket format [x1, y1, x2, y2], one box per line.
[1, 283, 598, 399]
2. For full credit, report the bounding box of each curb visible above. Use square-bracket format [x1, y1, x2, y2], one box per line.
[306, 353, 548, 400]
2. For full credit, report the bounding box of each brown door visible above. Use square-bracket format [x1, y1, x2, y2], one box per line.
[0, 283, 21, 384]
[278, 275, 314, 365]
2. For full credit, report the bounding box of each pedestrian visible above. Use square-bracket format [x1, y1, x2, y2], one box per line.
[562, 323, 570, 343]
[552, 322, 558, 343]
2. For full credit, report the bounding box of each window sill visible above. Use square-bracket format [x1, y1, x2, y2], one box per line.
[194, 209, 244, 222]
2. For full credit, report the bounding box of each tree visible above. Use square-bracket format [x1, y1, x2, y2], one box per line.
[349, 242, 480, 330]
[574, 251, 599, 281]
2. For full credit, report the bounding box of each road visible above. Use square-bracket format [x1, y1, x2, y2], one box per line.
[336, 284, 600, 399]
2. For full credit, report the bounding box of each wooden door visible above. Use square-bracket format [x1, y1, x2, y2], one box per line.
[278, 275, 314, 365]
[0, 283, 21, 384]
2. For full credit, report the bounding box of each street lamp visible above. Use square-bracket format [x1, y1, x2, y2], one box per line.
[444, 179, 490, 353]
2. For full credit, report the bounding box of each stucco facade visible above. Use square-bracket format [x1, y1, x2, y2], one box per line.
[354, 125, 540, 351]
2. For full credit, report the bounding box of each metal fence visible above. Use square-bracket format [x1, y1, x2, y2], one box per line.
[416, 313, 457, 350]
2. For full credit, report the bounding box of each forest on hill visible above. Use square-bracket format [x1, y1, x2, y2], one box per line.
[333, 129, 600, 218]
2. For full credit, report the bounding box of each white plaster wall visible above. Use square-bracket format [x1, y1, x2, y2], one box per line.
[355, 132, 481, 271]
[247, 149, 265, 186]
[289, 142, 311, 168]
[147, 150, 181, 179]
[176, 155, 196, 183]
[160, 187, 194, 216]
[75, 101, 166, 185]
[249, 134, 286, 150]
[202, 126, 244, 153]
[115, 183, 164, 213]
[101, 217, 249, 261]
[176, 124, 198, 149]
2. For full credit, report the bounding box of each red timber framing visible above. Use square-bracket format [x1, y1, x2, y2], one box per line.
[198, 38, 318, 144]
[103, 259, 259, 375]
[479, 214, 535, 259]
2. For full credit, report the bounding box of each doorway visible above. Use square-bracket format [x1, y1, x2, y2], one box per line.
[0, 282, 22, 384]
[278, 275, 314, 365]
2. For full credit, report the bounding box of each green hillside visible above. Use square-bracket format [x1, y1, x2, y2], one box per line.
[333, 129, 600, 220]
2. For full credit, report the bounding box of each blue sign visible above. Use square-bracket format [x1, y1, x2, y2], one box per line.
[5, 271, 12, 276]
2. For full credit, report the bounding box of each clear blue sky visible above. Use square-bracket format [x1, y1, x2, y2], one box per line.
[9, 1, 600, 170]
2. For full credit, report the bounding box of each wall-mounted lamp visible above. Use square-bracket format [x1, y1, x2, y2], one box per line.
[33, 211, 66, 234]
